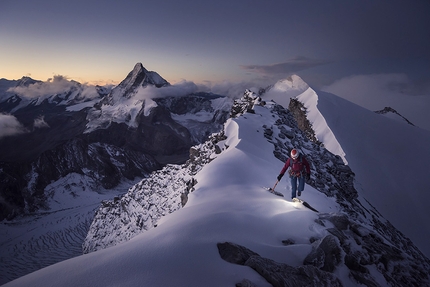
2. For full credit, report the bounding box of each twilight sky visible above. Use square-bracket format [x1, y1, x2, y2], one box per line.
[1, 0, 430, 128]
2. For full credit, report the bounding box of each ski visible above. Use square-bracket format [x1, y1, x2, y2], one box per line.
[292, 197, 319, 212]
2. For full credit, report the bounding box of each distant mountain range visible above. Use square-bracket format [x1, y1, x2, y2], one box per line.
[0, 63, 231, 221]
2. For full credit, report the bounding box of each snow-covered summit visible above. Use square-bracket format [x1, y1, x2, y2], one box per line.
[84, 63, 170, 132]
[100, 63, 169, 106]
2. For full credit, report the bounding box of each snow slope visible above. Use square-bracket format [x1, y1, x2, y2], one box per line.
[265, 76, 430, 258]
[4, 91, 429, 286]
[314, 90, 430, 258]
[264, 76, 347, 164]
[2, 101, 349, 287]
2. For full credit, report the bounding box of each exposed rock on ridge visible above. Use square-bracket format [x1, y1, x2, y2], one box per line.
[375, 106, 415, 126]
[82, 129, 228, 253]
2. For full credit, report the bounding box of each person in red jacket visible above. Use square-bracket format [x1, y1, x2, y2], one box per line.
[277, 148, 311, 199]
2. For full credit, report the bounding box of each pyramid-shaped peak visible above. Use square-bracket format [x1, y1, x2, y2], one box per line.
[124, 62, 169, 89]
[131, 62, 147, 74]
[100, 63, 169, 105]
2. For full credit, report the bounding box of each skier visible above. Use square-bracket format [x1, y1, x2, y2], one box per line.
[277, 148, 311, 199]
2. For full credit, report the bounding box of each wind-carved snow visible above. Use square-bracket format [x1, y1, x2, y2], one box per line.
[296, 89, 347, 164]
[262, 75, 347, 164]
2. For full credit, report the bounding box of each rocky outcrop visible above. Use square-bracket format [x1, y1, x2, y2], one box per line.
[288, 98, 321, 145]
[82, 129, 228, 253]
[217, 242, 343, 287]
[375, 106, 415, 126]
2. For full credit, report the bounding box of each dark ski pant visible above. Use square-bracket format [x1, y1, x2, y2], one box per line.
[290, 175, 305, 199]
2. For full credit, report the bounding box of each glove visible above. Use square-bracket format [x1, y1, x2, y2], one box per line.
[306, 173, 311, 181]
[277, 174, 284, 181]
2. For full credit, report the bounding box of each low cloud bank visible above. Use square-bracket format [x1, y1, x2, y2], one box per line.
[7, 75, 100, 100]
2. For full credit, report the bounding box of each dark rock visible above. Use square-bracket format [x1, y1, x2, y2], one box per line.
[282, 239, 295, 245]
[304, 234, 342, 272]
[217, 242, 260, 265]
[218, 242, 343, 287]
[235, 279, 257, 287]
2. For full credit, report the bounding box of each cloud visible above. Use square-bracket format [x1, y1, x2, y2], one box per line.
[241, 56, 331, 77]
[7, 75, 78, 98]
[7, 75, 102, 102]
[134, 80, 200, 101]
[0, 113, 27, 139]
[321, 73, 430, 131]
[33, 116, 50, 129]
[78, 85, 102, 100]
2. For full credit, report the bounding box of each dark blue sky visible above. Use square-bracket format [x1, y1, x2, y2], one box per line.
[1, 0, 429, 91]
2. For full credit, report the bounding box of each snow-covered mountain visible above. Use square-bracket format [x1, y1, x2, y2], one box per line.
[3, 76, 429, 287]
[0, 63, 230, 221]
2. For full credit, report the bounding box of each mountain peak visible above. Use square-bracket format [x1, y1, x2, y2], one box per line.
[101, 63, 169, 105]
[16, 76, 40, 87]
[127, 62, 169, 89]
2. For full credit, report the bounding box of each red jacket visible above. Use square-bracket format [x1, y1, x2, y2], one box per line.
[280, 155, 310, 176]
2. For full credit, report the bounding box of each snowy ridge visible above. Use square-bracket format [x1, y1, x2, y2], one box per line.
[296, 89, 347, 164]
[262, 75, 347, 164]
[82, 128, 228, 253]
[2, 78, 430, 286]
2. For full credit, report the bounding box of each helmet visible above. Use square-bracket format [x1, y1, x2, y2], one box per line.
[291, 148, 299, 159]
